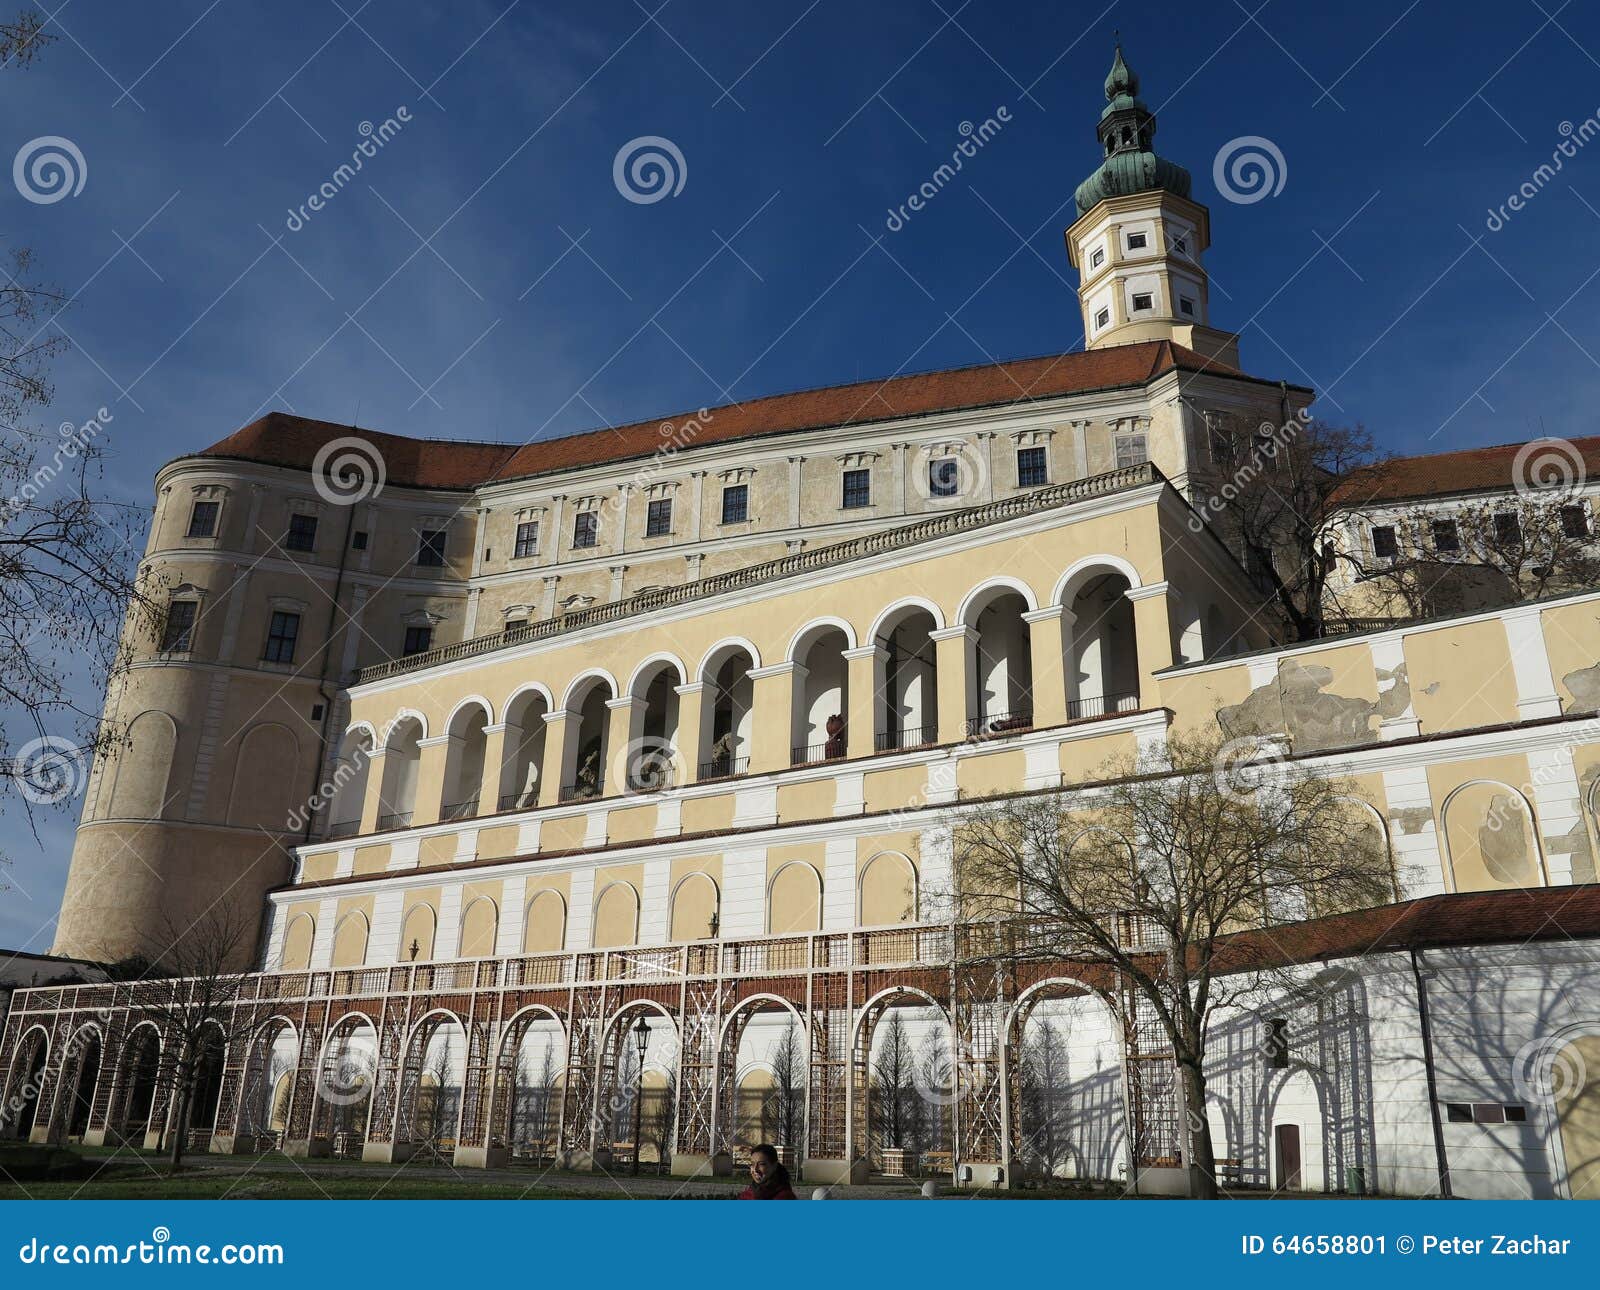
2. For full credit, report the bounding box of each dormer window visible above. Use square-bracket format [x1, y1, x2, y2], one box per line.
[1126, 232, 1147, 250]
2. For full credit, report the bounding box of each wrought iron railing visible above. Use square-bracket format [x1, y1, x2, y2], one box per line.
[323, 818, 361, 840]
[697, 754, 749, 781]
[876, 726, 937, 752]
[558, 777, 604, 803]
[439, 797, 480, 821]
[377, 810, 413, 830]
[965, 708, 1033, 737]
[791, 741, 847, 766]
[1066, 691, 1139, 721]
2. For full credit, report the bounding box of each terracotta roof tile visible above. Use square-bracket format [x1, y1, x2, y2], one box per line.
[1332, 434, 1600, 507]
[196, 341, 1251, 490]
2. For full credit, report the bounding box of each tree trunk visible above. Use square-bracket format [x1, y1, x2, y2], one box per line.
[1179, 1059, 1218, 1199]
[167, 1078, 191, 1176]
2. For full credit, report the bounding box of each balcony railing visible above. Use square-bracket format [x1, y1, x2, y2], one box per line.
[698, 754, 749, 781]
[876, 726, 937, 753]
[791, 741, 847, 766]
[324, 818, 361, 841]
[1066, 691, 1139, 721]
[499, 790, 537, 811]
[965, 709, 1033, 738]
[377, 810, 413, 830]
[439, 797, 480, 821]
[559, 776, 604, 803]
[356, 462, 1162, 684]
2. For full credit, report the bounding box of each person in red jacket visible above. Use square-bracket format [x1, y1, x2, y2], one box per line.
[738, 1144, 797, 1199]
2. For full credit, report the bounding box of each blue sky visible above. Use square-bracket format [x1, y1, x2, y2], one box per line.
[5, 0, 1600, 950]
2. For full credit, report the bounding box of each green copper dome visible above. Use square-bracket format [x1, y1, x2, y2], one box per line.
[1074, 44, 1191, 218]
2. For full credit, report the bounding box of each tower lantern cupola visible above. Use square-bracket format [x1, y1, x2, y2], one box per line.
[1065, 44, 1239, 368]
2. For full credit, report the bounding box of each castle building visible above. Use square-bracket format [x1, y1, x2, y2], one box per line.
[7, 47, 1600, 1199]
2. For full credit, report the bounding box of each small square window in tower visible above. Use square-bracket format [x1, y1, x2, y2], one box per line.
[841, 468, 871, 509]
[1179, 296, 1195, 317]
[513, 520, 539, 558]
[572, 511, 598, 548]
[721, 484, 748, 524]
[929, 457, 959, 497]
[1131, 292, 1153, 311]
[1094, 307, 1110, 329]
[186, 500, 219, 538]
[402, 624, 433, 656]
[1126, 232, 1147, 250]
[285, 512, 318, 552]
[1090, 246, 1104, 269]
[417, 529, 447, 566]
[1017, 446, 1048, 487]
[645, 498, 673, 536]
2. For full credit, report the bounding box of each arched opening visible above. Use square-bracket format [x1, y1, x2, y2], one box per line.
[491, 1008, 566, 1163]
[1442, 781, 1545, 891]
[186, 1023, 227, 1150]
[1555, 1033, 1600, 1199]
[323, 727, 373, 839]
[561, 677, 613, 801]
[875, 607, 939, 752]
[400, 901, 437, 963]
[459, 896, 499, 958]
[522, 889, 567, 954]
[852, 989, 952, 1176]
[719, 997, 807, 1167]
[440, 702, 490, 820]
[591, 1004, 677, 1169]
[236, 1020, 298, 1149]
[62, 1029, 104, 1141]
[792, 625, 849, 765]
[964, 587, 1035, 735]
[107, 1025, 161, 1147]
[700, 644, 756, 779]
[377, 716, 423, 829]
[499, 688, 550, 811]
[2, 1027, 49, 1141]
[669, 872, 720, 942]
[226, 723, 299, 829]
[311, 1014, 377, 1155]
[399, 1014, 466, 1157]
[1269, 1068, 1327, 1192]
[768, 862, 822, 934]
[859, 851, 918, 926]
[626, 660, 685, 791]
[592, 882, 640, 949]
[1064, 573, 1140, 718]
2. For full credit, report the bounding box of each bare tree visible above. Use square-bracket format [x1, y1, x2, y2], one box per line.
[915, 1024, 951, 1159]
[0, 10, 51, 65]
[871, 1011, 914, 1151]
[648, 1069, 676, 1171]
[949, 732, 1393, 1198]
[414, 1031, 456, 1157]
[1017, 1018, 1071, 1179]
[767, 1018, 806, 1152]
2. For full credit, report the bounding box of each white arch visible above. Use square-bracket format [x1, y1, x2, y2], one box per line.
[319, 1009, 379, 1055]
[868, 596, 946, 643]
[443, 694, 495, 732]
[1438, 778, 1548, 892]
[561, 668, 619, 712]
[850, 985, 949, 1047]
[718, 991, 805, 1044]
[403, 1007, 468, 1053]
[382, 708, 428, 745]
[1001, 974, 1120, 1036]
[787, 616, 859, 660]
[341, 720, 379, 748]
[956, 576, 1039, 625]
[502, 681, 555, 718]
[697, 635, 762, 679]
[626, 652, 689, 698]
[1052, 554, 1143, 606]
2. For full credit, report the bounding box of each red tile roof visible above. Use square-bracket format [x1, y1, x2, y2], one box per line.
[1331, 434, 1600, 507]
[195, 341, 1252, 490]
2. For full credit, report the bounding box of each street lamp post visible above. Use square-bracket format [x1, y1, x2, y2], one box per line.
[631, 1015, 650, 1176]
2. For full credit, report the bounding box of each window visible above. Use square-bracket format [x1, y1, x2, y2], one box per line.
[1017, 446, 1048, 488]
[160, 600, 197, 653]
[402, 625, 433, 657]
[929, 457, 959, 497]
[1505, 1104, 1528, 1122]
[645, 499, 673, 537]
[417, 529, 446, 566]
[1445, 1103, 1473, 1123]
[1493, 512, 1522, 545]
[1090, 247, 1104, 269]
[351, 531, 368, 551]
[1179, 296, 1195, 317]
[1131, 292, 1153, 311]
[573, 511, 598, 548]
[721, 484, 748, 524]
[1172, 235, 1188, 254]
[1431, 518, 1460, 554]
[1126, 232, 1147, 250]
[1371, 525, 1398, 559]
[1114, 433, 1148, 468]
[1094, 307, 1110, 329]
[186, 500, 219, 539]
[1262, 1019, 1289, 1069]
[285, 513, 318, 552]
[504, 617, 528, 633]
[1562, 504, 1589, 539]
[513, 520, 539, 559]
[841, 468, 871, 509]
[262, 611, 300, 664]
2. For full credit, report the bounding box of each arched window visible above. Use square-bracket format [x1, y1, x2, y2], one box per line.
[330, 911, 369, 968]
[279, 913, 315, 970]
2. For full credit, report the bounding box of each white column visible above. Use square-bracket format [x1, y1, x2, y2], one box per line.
[1371, 634, 1420, 739]
[1381, 765, 1446, 898]
[1502, 604, 1563, 719]
[496, 876, 526, 956]
[787, 456, 804, 529]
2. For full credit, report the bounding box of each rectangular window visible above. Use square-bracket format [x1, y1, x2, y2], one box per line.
[1017, 446, 1048, 488]
[1263, 1019, 1289, 1069]
[160, 600, 198, 653]
[1090, 247, 1104, 269]
[402, 625, 433, 656]
[1179, 296, 1195, 317]
[1431, 518, 1460, 554]
[1114, 433, 1148, 468]
[513, 520, 539, 559]
[721, 484, 748, 524]
[186, 500, 220, 538]
[841, 468, 871, 509]
[285, 512, 318, 552]
[572, 510, 598, 548]
[645, 498, 673, 536]
[1445, 1103, 1473, 1123]
[1472, 1103, 1506, 1125]
[1172, 235, 1188, 254]
[1494, 512, 1522, 545]
[417, 529, 447, 566]
[1562, 504, 1589, 539]
[262, 611, 300, 664]
[1371, 525, 1398, 559]
[504, 617, 528, 633]
[1504, 1104, 1528, 1122]
[1094, 307, 1110, 329]
[351, 530, 368, 551]
[1131, 292, 1153, 311]
[929, 457, 959, 497]
[1126, 232, 1147, 250]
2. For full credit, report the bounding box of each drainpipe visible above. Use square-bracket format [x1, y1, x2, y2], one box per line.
[1409, 947, 1453, 1198]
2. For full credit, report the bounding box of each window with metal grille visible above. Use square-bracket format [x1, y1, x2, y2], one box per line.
[1016, 446, 1047, 488]
[572, 511, 598, 548]
[1494, 512, 1522, 545]
[513, 520, 539, 558]
[263, 611, 300, 664]
[1371, 525, 1398, 559]
[1114, 433, 1148, 468]
[1431, 518, 1460, 554]
[929, 457, 959, 497]
[186, 500, 219, 538]
[645, 499, 673, 536]
[417, 529, 447, 566]
[403, 625, 433, 656]
[721, 484, 748, 524]
[1562, 504, 1589, 539]
[841, 468, 871, 509]
[285, 513, 318, 552]
[160, 601, 197, 653]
